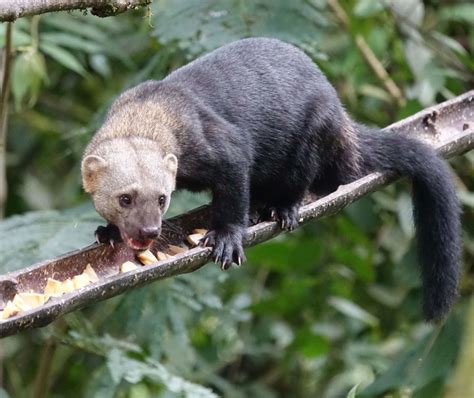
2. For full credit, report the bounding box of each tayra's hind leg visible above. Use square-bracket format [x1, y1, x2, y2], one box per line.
[257, 184, 306, 231]
[259, 203, 300, 231]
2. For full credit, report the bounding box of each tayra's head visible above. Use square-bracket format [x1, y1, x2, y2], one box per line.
[81, 137, 178, 250]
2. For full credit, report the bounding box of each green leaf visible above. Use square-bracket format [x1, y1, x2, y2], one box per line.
[40, 42, 87, 76]
[153, 0, 326, 56]
[390, 0, 424, 28]
[292, 328, 329, 358]
[42, 14, 134, 65]
[11, 50, 47, 110]
[0, 204, 101, 273]
[439, 4, 474, 25]
[0, 26, 31, 48]
[84, 365, 120, 398]
[246, 240, 292, 271]
[0, 389, 11, 398]
[107, 348, 127, 384]
[396, 193, 414, 239]
[354, 0, 384, 17]
[89, 54, 111, 77]
[43, 14, 110, 42]
[41, 32, 104, 53]
[347, 384, 359, 398]
[329, 297, 379, 327]
[105, 348, 219, 398]
[361, 312, 463, 396]
[11, 54, 31, 110]
[432, 32, 468, 55]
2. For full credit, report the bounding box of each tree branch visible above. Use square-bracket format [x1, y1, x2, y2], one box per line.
[0, 0, 151, 22]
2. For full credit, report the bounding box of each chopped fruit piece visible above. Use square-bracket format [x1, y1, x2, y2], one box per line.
[1, 293, 48, 319]
[16, 293, 47, 309]
[12, 294, 28, 311]
[120, 261, 138, 273]
[61, 279, 75, 293]
[156, 251, 171, 261]
[168, 245, 187, 255]
[193, 228, 208, 235]
[44, 278, 63, 296]
[137, 249, 158, 265]
[73, 274, 90, 289]
[83, 264, 99, 283]
[187, 233, 204, 247]
[2, 301, 20, 318]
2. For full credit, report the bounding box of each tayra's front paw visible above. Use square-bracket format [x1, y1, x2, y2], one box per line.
[95, 224, 122, 247]
[200, 228, 246, 270]
[259, 205, 300, 231]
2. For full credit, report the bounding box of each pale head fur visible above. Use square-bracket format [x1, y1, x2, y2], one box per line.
[82, 136, 178, 249]
[82, 82, 185, 249]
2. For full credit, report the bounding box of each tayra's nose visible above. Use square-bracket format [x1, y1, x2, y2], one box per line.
[139, 226, 161, 240]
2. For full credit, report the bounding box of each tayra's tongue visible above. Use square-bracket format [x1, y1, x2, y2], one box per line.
[127, 237, 154, 250]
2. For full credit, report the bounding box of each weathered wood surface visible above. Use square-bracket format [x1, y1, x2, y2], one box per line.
[0, 0, 151, 22]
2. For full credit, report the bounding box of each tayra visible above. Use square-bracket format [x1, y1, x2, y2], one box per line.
[82, 38, 461, 321]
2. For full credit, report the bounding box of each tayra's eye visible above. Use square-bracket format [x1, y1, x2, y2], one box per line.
[158, 195, 166, 208]
[119, 194, 132, 207]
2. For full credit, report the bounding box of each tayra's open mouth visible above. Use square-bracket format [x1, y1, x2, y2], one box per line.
[122, 232, 154, 250]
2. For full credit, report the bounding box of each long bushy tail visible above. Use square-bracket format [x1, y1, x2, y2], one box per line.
[356, 124, 461, 321]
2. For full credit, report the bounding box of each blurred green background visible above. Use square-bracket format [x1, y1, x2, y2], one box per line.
[0, 0, 473, 397]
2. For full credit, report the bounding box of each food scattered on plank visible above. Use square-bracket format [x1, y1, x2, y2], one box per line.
[168, 244, 187, 255]
[158, 251, 175, 261]
[0, 263, 101, 320]
[1, 293, 48, 319]
[186, 228, 208, 246]
[44, 278, 63, 297]
[15, 293, 47, 308]
[120, 261, 139, 273]
[84, 264, 99, 282]
[137, 249, 158, 265]
[187, 234, 202, 246]
[1, 229, 210, 320]
[1, 301, 21, 319]
[61, 278, 75, 293]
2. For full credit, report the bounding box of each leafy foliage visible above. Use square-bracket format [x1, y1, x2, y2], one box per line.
[0, 0, 473, 397]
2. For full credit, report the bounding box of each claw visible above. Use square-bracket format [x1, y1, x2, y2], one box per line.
[271, 209, 276, 219]
[203, 237, 209, 247]
[221, 260, 228, 270]
[109, 239, 115, 249]
[237, 256, 242, 266]
[95, 233, 100, 245]
[214, 255, 221, 264]
[281, 220, 286, 229]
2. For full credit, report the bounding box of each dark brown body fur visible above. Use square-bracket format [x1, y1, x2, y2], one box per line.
[83, 38, 461, 321]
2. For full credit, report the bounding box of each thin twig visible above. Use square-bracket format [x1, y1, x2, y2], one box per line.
[0, 22, 12, 219]
[327, 0, 406, 107]
[385, 2, 469, 76]
[31, 319, 67, 398]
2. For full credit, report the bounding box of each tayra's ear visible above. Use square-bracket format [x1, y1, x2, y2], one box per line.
[164, 154, 178, 176]
[81, 155, 108, 193]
